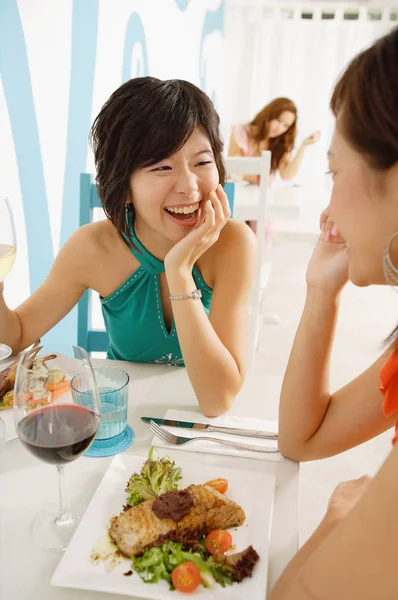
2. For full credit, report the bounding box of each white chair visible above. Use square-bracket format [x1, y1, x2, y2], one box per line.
[224, 151, 272, 371]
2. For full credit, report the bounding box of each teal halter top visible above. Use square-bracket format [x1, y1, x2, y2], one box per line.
[100, 216, 213, 366]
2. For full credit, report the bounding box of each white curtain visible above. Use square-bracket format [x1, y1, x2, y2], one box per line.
[223, 5, 395, 186]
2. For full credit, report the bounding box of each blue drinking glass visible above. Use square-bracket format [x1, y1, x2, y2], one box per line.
[71, 366, 129, 440]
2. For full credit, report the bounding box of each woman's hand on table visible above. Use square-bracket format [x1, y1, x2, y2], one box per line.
[326, 475, 372, 523]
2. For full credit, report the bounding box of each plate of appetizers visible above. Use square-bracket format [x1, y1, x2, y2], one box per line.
[0, 340, 72, 411]
[52, 450, 275, 599]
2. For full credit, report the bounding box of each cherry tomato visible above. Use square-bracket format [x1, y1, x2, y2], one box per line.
[204, 478, 228, 494]
[205, 530, 233, 555]
[171, 561, 201, 593]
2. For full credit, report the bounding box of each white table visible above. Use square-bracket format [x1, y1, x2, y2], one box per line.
[0, 360, 298, 599]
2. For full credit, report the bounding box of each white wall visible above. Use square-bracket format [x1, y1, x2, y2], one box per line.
[0, 0, 225, 344]
[3, 0, 395, 346]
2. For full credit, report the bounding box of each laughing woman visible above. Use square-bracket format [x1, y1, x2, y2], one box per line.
[0, 78, 256, 417]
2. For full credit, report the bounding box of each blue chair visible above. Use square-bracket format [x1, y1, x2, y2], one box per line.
[77, 173, 235, 353]
[77, 174, 109, 353]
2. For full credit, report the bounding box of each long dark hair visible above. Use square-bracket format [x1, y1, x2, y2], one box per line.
[90, 77, 226, 245]
[248, 97, 297, 173]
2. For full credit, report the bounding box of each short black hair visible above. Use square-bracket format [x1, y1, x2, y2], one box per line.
[90, 77, 226, 244]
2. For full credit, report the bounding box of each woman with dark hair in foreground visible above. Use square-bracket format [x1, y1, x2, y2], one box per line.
[0, 77, 256, 417]
[271, 26, 398, 599]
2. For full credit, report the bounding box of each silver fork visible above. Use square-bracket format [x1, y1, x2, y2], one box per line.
[149, 420, 279, 454]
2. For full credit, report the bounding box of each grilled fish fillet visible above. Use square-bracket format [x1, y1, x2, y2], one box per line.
[109, 484, 246, 557]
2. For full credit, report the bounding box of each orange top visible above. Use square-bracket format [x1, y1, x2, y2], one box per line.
[380, 349, 398, 444]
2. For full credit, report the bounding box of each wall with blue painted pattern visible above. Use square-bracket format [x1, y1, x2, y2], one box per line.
[0, 0, 225, 344]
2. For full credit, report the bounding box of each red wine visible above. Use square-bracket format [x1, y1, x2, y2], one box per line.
[17, 405, 100, 465]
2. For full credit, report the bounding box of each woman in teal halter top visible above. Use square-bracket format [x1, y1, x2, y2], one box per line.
[0, 77, 256, 416]
[102, 212, 212, 366]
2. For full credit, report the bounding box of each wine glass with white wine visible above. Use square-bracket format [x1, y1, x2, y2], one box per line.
[0, 197, 17, 361]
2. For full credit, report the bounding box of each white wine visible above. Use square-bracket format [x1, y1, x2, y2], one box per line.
[0, 244, 16, 281]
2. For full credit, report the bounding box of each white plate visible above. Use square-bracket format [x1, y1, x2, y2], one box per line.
[52, 453, 275, 600]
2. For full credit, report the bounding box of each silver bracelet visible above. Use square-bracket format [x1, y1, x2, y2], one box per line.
[168, 289, 202, 301]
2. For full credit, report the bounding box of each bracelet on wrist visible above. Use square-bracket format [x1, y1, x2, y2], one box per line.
[169, 289, 202, 301]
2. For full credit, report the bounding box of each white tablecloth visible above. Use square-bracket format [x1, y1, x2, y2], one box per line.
[0, 360, 298, 599]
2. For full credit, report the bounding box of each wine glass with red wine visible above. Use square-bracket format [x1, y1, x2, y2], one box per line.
[13, 341, 100, 551]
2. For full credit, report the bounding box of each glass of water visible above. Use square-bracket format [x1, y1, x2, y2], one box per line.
[71, 366, 129, 440]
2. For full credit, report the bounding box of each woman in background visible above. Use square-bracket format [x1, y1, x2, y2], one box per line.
[228, 98, 320, 234]
[229, 97, 320, 184]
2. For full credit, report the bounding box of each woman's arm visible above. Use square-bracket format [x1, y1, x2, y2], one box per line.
[269, 477, 371, 599]
[0, 281, 23, 353]
[270, 475, 371, 600]
[278, 146, 306, 181]
[279, 213, 395, 460]
[279, 131, 320, 181]
[166, 214, 256, 417]
[279, 287, 395, 460]
[270, 515, 340, 599]
[270, 447, 398, 600]
[0, 227, 94, 353]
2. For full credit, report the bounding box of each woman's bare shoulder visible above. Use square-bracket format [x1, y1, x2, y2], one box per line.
[199, 220, 256, 285]
[58, 220, 125, 275]
[70, 219, 121, 252]
[218, 219, 256, 251]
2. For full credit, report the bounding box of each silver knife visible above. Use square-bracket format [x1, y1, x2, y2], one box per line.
[141, 416, 278, 440]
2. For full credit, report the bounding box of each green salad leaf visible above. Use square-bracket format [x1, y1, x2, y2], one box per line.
[131, 540, 233, 590]
[125, 447, 182, 507]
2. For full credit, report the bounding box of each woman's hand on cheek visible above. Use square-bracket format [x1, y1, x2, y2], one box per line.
[305, 207, 349, 295]
[164, 184, 231, 275]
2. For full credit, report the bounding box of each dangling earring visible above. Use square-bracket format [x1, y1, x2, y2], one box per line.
[125, 203, 131, 226]
[383, 232, 398, 287]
